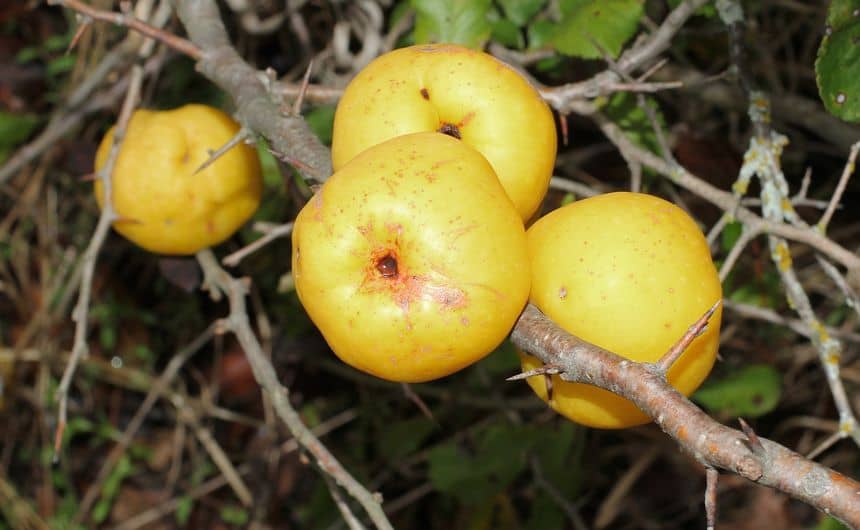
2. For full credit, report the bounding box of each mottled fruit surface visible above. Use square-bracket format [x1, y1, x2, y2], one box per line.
[293, 132, 530, 382]
[331, 43, 557, 222]
[94, 104, 262, 255]
[521, 192, 722, 428]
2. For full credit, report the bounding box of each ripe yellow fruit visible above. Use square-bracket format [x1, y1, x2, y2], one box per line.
[331, 43, 557, 222]
[94, 104, 262, 255]
[292, 132, 530, 383]
[521, 192, 722, 428]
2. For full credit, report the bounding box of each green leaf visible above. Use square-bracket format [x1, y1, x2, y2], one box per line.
[814, 515, 850, 530]
[491, 18, 525, 49]
[721, 220, 743, 253]
[825, 0, 860, 32]
[428, 424, 538, 504]
[220, 505, 249, 526]
[0, 112, 39, 159]
[603, 91, 666, 155]
[815, 3, 860, 122]
[175, 496, 193, 525]
[378, 417, 437, 460]
[552, 0, 644, 59]
[497, 0, 546, 26]
[412, 0, 492, 49]
[305, 105, 337, 146]
[693, 364, 782, 418]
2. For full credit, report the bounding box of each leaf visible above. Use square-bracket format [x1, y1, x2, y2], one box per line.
[491, 18, 524, 49]
[412, 0, 492, 49]
[721, 220, 743, 253]
[603, 91, 666, 155]
[497, 0, 546, 26]
[378, 417, 437, 460]
[815, 3, 860, 122]
[814, 515, 850, 530]
[693, 364, 782, 418]
[305, 105, 336, 146]
[552, 0, 644, 59]
[428, 424, 538, 504]
[0, 112, 39, 164]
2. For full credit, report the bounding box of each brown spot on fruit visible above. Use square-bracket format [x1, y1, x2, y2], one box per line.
[438, 123, 461, 139]
[376, 254, 398, 278]
[420, 88, 430, 100]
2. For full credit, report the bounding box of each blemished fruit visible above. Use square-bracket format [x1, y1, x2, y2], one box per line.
[331, 43, 557, 222]
[94, 104, 262, 255]
[521, 192, 722, 429]
[292, 132, 530, 383]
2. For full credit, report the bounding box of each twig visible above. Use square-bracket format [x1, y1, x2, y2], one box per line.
[705, 467, 718, 530]
[53, 62, 143, 460]
[48, 0, 202, 60]
[222, 221, 294, 267]
[194, 249, 393, 530]
[175, 0, 332, 182]
[818, 141, 860, 233]
[511, 304, 860, 528]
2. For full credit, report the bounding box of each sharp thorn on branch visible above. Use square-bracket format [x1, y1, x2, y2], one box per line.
[293, 59, 315, 116]
[194, 128, 251, 175]
[738, 417, 765, 454]
[506, 364, 562, 381]
[68, 17, 91, 54]
[656, 298, 722, 373]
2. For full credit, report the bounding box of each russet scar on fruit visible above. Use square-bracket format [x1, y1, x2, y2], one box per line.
[292, 132, 530, 383]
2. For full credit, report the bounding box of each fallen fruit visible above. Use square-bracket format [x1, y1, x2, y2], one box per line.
[331, 43, 557, 222]
[292, 132, 530, 383]
[94, 104, 262, 255]
[521, 192, 722, 428]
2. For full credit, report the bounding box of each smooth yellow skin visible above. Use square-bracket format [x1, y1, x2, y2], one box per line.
[293, 132, 530, 383]
[522, 192, 722, 429]
[95, 104, 262, 255]
[331, 43, 557, 222]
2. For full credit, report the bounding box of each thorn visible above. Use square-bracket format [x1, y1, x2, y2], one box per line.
[545, 372, 554, 402]
[506, 364, 562, 381]
[636, 58, 668, 82]
[68, 17, 91, 54]
[79, 172, 96, 182]
[738, 417, 764, 454]
[560, 113, 569, 147]
[401, 382, 436, 422]
[292, 59, 314, 116]
[268, 148, 314, 174]
[194, 128, 250, 175]
[656, 299, 721, 373]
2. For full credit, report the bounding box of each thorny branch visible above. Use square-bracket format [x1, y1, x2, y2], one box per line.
[511, 304, 860, 529]
[34, 0, 860, 527]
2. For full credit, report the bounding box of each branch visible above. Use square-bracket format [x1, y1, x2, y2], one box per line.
[194, 250, 393, 530]
[175, 0, 332, 182]
[511, 304, 860, 529]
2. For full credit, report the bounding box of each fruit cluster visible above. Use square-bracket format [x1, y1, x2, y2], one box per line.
[292, 44, 723, 428]
[94, 44, 722, 430]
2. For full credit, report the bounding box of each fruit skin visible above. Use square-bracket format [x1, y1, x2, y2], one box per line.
[521, 192, 722, 429]
[292, 132, 530, 383]
[331, 43, 557, 222]
[94, 104, 262, 255]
